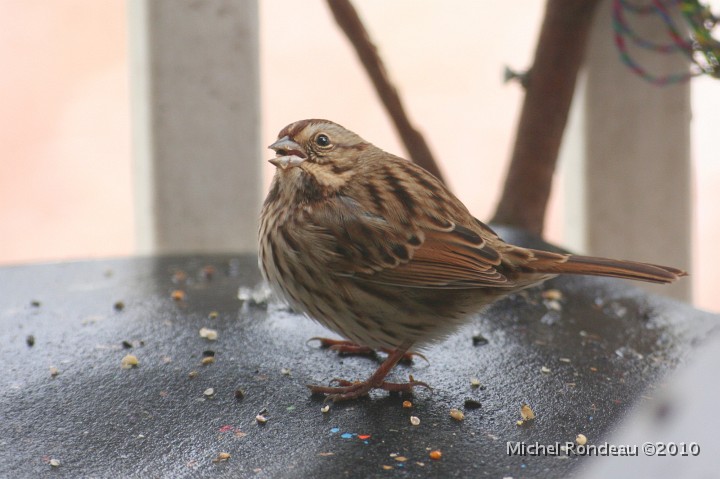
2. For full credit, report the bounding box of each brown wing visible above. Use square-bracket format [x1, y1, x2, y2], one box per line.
[356, 225, 513, 289]
[310, 195, 513, 289]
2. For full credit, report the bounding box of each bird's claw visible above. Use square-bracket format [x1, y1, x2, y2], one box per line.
[308, 375, 431, 402]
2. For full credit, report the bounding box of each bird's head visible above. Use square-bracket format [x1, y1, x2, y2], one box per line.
[268, 119, 370, 186]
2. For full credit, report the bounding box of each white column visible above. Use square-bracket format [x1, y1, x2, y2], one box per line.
[129, 0, 261, 255]
[564, 0, 691, 301]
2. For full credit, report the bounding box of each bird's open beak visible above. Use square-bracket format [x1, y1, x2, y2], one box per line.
[268, 136, 307, 169]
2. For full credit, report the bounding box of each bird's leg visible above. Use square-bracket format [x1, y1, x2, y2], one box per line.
[308, 337, 423, 363]
[308, 347, 431, 401]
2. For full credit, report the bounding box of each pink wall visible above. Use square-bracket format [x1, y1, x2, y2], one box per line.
[0, 0, 132, 262]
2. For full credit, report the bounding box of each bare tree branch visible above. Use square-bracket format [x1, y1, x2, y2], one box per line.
[326, 0, 445, 183]
[492, 0, 602, 235]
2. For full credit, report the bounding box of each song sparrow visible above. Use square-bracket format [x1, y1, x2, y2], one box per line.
[259, 119, 686, 401]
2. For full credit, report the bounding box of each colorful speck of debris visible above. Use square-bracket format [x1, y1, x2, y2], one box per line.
[219, 425, 233, 433]
[330, 428, 370, 443]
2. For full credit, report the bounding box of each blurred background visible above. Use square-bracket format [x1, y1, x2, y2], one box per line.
[0, 0, 717, 311]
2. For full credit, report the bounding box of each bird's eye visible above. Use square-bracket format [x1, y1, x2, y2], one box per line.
[315, 134, 331, 147]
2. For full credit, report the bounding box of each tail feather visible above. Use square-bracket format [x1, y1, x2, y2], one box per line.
[522, 249, 687, 285]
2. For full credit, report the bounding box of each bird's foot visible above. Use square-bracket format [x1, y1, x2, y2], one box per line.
[308, 337, 376, 355]
[308, 375, 431, 402]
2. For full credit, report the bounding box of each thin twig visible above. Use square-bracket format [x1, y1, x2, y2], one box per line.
[492, 0, 602, 235]
[326, 0, 445, 183]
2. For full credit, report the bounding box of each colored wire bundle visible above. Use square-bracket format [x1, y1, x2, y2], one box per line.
[612, 0, 719, 85]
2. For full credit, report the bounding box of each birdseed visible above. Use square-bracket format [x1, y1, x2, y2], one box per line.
[521, 404, 535, 420]
[199, 327, 218, 340]
[121, 354, 139, 369]
[450, 408, 465, 421]
[213, 452, 231, 462]
[542, 289, 563, 301]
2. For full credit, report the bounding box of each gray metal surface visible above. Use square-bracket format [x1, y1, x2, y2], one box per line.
[1, 228, 716, 478]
